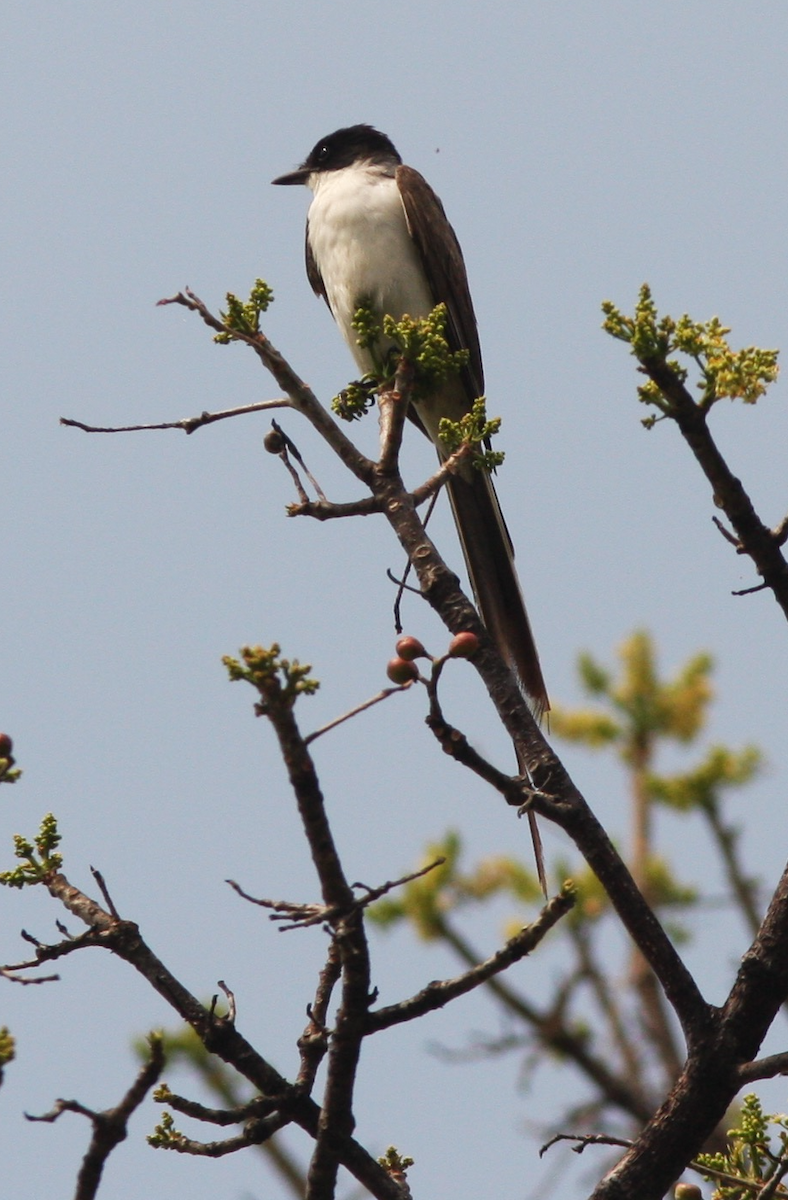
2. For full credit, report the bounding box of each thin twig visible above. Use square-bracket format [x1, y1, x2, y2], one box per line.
[305, 685, 412, 745]
[61, 398, 292, 435]
[296, 941, 341, 1092]
[701, 798, 762, 937]
[738, 1051, 788, 1083]
[0, 965, 59, 984]
[226, 859, 446, 930]
[271, 420, 328, 502]
[90, 867, 120, 919]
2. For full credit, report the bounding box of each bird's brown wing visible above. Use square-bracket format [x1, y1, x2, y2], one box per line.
[305, 222, 327, 303]
[396, 164, 484, 401]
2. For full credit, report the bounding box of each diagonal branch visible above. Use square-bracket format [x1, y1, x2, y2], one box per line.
[367, 448, 710, 1044]
[159, 289, 378, 488]
[367, 888, 574, 1032]
[639, 356, 788, 622]
[589, 860, 788, 1198]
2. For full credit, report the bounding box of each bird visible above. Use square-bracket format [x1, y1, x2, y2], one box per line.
[273, 125, 549, 888]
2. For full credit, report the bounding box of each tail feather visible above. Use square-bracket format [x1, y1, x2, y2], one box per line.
[446, 469, 549, 895]
[446, 470, 549, 719]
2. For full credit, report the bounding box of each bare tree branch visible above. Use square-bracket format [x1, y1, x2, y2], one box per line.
[25, 1035, 164, 1200]
[368, 888, 574, 1031]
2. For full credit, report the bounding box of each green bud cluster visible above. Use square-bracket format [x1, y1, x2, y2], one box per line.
[214, 278, 274, 343]
[351, 301, 382, 352]
[0, 1027, 15, 1068]
[383, 303, 469, 398]
[223, 643, 319, 708]
[438, 396, 504, 472]
[696, 1093, 788, 1196]
[602, 284, 779, 417]
[0, 813, 63, 888]
[348, 302, 470, 400]
[331, 376, 378, 422]
[147, 1109, 188, 1150]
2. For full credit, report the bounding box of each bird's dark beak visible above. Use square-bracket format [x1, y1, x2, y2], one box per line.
[271, 166, 311, 186]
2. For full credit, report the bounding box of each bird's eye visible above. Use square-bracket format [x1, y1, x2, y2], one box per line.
[317, 143, 330, 162]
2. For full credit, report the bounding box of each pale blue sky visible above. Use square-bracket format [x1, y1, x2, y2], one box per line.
[4, 4, 788, 1197]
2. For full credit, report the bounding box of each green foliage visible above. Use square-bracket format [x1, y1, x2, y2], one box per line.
[214, 278, 274, 343]
[0, 813, 62, 888]
[438, 396, 505, 472]
[223, 643, 318, 710]
[0, 1027, 15, 1065]
[546, 852, 697, 934]
[147, 1108, 188, 1151]
[0, 765, 21, 785]
[351, 301, 382, 354]
[548, 856, 611, 924]
[547, 704, 620, 748]
[336, 305, 500, 472]
[378, 1145, 415, 1177]
[553, 631, 762, 828]
[0, 1026, 15, 1084]
[602, 284, 779, 420]
[383, 303, 470, 395]
[347, 301, 471, 397]
[648, 745, 762, 814]
[551, 631, 714, 757]
[381, 630, 758, 952]
[331, 376, 379, 422]
[371, 832, 461, 938]
[370, 830, 542, 939]
[139, 1025, 237, 1100]
[0, 735, 20, 785]
[696, 1093, 788, 1198]
[640, 856, 698, 924]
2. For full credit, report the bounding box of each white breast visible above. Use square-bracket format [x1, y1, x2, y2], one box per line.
[306, 163, 434, 375]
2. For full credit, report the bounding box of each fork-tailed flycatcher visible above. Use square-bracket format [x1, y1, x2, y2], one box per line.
[273, 125, 549, 885]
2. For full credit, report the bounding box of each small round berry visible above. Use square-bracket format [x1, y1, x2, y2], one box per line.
[263, 428, 285, 454]
[674, 1186, 702, 1200]
[0, 733, 13, 757]
[386, 658, 419, 685]
[447, 631, 480, 658]
[395, 635, 427, 661]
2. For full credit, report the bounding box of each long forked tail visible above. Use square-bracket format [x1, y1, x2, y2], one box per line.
[445, 469, 549, 893]
[446, 470, 548, 717]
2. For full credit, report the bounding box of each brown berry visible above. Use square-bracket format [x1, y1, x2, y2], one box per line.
[386, 657, 419, 685]
[674, 1187, 702, 1200]
[395, 635, 427, 661]
[447, 631, 480, 658]
[263, 428, 285, 454]
[0, 733, 13, 757]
